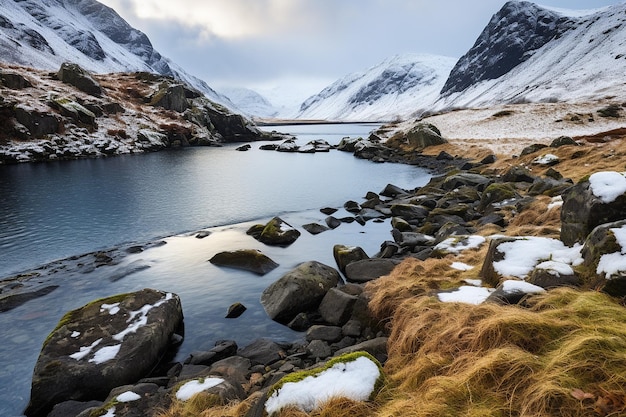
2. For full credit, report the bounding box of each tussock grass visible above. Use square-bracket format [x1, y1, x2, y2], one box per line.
[157, 392, 256, 417]
[367, 261, 626, 417]
[505, 195, 562, 237]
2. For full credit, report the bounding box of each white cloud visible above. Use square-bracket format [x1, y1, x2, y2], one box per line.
[100, 0, 315, 40]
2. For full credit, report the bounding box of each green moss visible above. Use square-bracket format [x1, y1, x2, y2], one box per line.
[268, 351, 385, 400]
[43, 292, 131, 348]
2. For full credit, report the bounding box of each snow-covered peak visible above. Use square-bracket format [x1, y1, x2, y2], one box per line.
[0, 0, 235, 108]
[538, 4, 613, 18]
[434, 1, 626, 110]
[441, 1, 574, 96]
[295, 53, 457, 122]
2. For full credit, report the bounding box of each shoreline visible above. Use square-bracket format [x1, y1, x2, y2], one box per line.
[7, 101, 626, 416]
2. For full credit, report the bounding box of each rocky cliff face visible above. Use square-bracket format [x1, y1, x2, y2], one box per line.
[0, 63, 279, 164]
[434, 1, 626, 109]
[441, 1, 574, 96]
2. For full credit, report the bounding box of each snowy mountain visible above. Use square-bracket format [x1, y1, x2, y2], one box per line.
[435, 1, 626, 110]
[0, 0, 234, 107]
[218, 86, 279, 118]
[295, 54, 457, 122]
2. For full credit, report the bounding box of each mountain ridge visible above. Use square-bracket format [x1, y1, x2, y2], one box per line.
[0, 0, 235, 107]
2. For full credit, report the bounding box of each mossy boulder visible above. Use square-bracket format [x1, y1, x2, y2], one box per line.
[478, 182, 517, 211]
[333, 244, 369, 274]
[247, 217, 301, 247]
[264, 351, 384, 415]
[48, 96, 96, 126]
[403, 123, 447, 149]
[581, 220, 626, 296]
[25, 289, 183, 417]
[56, 62, 102, 97]
[209, 249, 279, 275]
[561, 173, 626, 246]
[150, 83, 189, 112]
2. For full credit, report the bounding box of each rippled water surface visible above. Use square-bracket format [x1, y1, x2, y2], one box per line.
[0, 124, 431, 416]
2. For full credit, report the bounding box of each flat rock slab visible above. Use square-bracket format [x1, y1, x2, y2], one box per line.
[209, 249, 279, 275]
[345, 258, 402, 283]
[25, 289, 183, 417]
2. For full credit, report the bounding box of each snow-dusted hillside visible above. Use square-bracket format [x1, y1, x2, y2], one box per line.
[435, 1, 626, 110]
[218, 86, 279, 118]
[295, 54, 457, 122]
[0, 0, 234, 106]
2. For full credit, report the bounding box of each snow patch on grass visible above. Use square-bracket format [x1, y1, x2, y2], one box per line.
[176, 378, 225, 401]
[493, 237, 582, 279]
[265, 355, 381, 414]
[451, 262, 474, 271]
[438, 286, 494, 305]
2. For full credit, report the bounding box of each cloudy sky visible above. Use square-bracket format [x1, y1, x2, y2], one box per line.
[97, 0, 623, 106]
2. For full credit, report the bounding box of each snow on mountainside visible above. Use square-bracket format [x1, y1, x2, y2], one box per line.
[0, 0, 234, 107]
[435, 1, 626, 110]
[218, 86, 279, 118]
[295, 54, 457, 122]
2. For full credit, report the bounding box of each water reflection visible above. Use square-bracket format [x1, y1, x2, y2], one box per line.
[0, 124, 431, 416]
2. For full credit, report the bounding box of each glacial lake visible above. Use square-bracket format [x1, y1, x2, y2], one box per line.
[0, 123, 431, 416]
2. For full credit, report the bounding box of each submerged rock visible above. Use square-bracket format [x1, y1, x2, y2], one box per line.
[247, 217, 301, 247]
[209, 249, 279, 275]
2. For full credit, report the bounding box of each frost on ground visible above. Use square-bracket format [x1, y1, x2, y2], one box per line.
[265, 355, 381, 414]
[435, 235, 486, 254]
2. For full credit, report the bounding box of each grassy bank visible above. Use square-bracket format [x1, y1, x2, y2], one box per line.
[158, 104, 626, 417]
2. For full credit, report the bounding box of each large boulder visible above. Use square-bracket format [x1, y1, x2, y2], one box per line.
[209, 249, 278, 275]
[561, 172, 626, 245]
[14, 106, 59, 137]
[56, 62, 102, 97]
[260, 261, 340, 324]
[25, 289, 183, 417]
[403, 123, 447, 149]
[150, 83, 189, 112]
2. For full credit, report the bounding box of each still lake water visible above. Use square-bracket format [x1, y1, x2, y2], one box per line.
[0, 124, 430, 416]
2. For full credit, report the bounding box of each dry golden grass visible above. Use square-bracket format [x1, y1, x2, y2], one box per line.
[504, 195, 562, 237]
[156, 392, 259, 417]
[366, 260, 626, 417]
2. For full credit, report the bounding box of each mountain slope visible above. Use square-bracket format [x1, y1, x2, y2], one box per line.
[295, 54, 457, 122]
[218, 86, 279, 118]
[0, 0, 233, 106]
[435, 1, 626, 110]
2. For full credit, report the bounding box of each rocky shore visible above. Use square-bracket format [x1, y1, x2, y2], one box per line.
[15, 114, 626, 417]
[0, 63, 285, 164]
